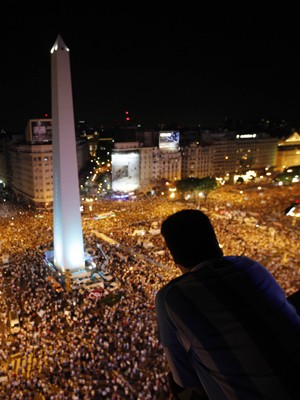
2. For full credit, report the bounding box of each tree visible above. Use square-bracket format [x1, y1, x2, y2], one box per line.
[273, 172, 295, 186]
[176, 177, 218, 202]
[197, 177, 218, 201]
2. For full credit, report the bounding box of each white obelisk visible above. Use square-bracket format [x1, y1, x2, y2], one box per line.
[51, 35, 85, 272]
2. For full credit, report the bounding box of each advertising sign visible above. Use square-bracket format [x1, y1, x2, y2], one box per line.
[31, 120, 52, 142]
[159, 131, 180, 151]
[112, 151, 140, 192]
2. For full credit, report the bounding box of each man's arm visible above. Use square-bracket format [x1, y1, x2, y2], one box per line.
[155, 286, 203, 388]
[167, 371, 209, 400]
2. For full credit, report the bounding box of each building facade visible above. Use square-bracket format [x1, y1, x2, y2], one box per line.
[1, 119, 90, 209]
[277, 132, 300, 171]
[111, 133, 182, 194]
[235, 133, 278, 174]
[10, 143, 53, 209]
[181, 132, 278, 181]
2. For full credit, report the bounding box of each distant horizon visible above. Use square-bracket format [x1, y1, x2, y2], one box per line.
[2, 115, 297, 140]
[3, 108, 300, 136]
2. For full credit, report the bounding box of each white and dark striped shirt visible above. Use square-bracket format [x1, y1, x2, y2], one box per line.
[155, 256, 300, 399]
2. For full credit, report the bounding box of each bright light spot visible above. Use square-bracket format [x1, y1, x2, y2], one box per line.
[286, 207, 300, 217]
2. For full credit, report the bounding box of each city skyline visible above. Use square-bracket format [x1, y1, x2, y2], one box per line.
[2, 6, 300, 132]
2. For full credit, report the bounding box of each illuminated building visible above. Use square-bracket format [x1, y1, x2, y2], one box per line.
[182, 142, 215, 178]
[7, 119, 89, 209]
[277, 132, 300, 171]
[10, 142, 53, 208]
[235, 133, 278, 174]
[111, 133, 182, 193]
[181, 132, 278, 180]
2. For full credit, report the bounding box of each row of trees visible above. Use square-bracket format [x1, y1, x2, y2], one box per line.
[176, 177, 218, 201]
[272, 165, 300, 186]
[165, 177, 219, 202]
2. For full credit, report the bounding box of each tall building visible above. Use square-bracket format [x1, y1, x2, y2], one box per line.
[181, 142, 215, 178]
[5, 119, 89, 209]
[234, 132, 278, 174]
[10, 142, 53, 209]
[110, 131, 182, 194]
[181, 131, 278, 180]
[51, 35, 85, 272]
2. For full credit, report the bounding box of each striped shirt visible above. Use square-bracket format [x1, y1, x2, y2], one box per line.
[155, 256, 300, 399]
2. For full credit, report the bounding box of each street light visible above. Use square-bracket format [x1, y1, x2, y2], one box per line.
[198, 192, 204, 209]
[169, 187, 177, 200]
[85, 198, 94, 217]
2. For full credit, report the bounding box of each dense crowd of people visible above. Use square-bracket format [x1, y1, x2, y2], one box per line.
[0, 182, 299, 399]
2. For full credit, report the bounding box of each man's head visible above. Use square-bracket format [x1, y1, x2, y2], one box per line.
[161, 209, 223, 269]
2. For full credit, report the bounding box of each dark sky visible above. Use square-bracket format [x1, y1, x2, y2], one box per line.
[2, 4, 300, 132]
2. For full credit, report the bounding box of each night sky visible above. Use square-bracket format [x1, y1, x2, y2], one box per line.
[2, 4, 300, 132]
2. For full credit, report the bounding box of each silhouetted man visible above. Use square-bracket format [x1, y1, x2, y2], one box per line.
[156, 209, 300, 399]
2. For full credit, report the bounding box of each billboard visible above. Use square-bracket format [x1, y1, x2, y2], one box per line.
[27, 119, 52, 143]
[112, 151, 140, 192]
[159, 131, 180, 151]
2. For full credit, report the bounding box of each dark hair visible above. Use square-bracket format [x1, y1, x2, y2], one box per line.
[161, 209, 223, 268]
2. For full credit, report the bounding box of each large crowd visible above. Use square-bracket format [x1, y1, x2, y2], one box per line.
[0, 182, 299, 399]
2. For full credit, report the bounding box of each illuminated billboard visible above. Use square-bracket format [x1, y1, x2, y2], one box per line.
[26, 119, 52, 143]
[112, 151, 140, 192]
[159, 131, 180, 151]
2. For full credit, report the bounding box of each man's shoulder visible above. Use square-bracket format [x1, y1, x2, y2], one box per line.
[156, 274, 184, 293]
[155, 274, 187, 302]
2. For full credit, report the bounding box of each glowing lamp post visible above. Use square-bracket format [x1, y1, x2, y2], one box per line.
[169, 187, 177, 200]
[198, 191, 204, 209]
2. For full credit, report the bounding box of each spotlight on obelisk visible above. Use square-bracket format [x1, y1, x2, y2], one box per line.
[50, 35, 85, 272]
